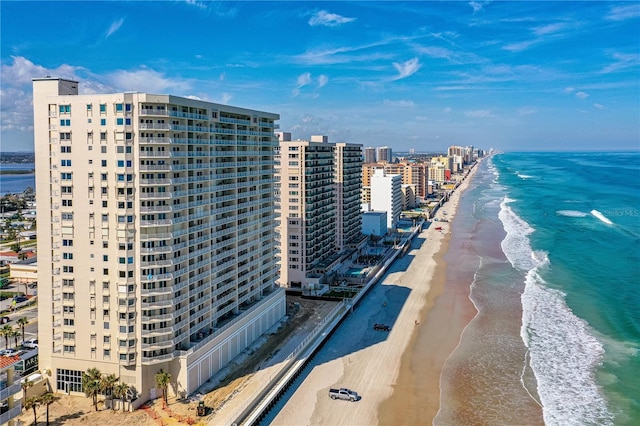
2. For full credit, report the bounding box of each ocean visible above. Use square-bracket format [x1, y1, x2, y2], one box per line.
[436, 152, 640, 425]
[0, 163, 35, 194]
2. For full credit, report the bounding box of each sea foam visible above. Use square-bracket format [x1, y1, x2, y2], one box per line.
[499, 197, 614, 425]
[556, 210, 588, 218]
[591, 209, 613, 225]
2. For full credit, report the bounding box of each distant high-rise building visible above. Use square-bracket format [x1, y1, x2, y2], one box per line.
[370, 169, 402, 230]
[33, 77, 285, 406]
[376, 146, 393, 163]
[363, 147, 377, 164]
[429, 156, 451, 182]
[382, 162, 428, 199]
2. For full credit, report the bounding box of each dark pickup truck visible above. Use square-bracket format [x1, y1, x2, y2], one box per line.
[328, 388, 359, 401]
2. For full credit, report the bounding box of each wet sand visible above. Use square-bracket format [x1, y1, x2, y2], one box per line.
[378, 165, 481, 426]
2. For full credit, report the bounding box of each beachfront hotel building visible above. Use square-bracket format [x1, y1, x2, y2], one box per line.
[361, 162, 428, 204]
[32, 77, 286, 406]
[274, 134, 364, 291]
[429, 156, 451, 183]
[363, 147, 377, 164]
[376, 146, 393, 163]
[370, 169, 402, 230]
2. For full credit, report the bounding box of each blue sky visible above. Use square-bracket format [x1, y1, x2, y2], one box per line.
[1, 1, 639, 152]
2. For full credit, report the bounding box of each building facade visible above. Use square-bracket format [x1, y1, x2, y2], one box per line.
[363, 147, 377, 164]
[370, 169, 402, 230]
[275, 136, 336, 289]
[334, 143, 364, 251]
[376, 146, 393, 163]
[33, 78, 286, 406]
[275, 136, 363, 290]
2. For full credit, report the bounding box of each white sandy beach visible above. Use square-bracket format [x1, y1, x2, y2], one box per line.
[271, 164, 481, 426]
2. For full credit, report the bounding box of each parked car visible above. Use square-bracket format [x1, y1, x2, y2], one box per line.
[2, 348, 21, 357]
[328, 388, 359, 401]
[23, 339, 38, 349]
[13, 296, 28, 303]
[0, 316, 10, 324]
[373, 323, 390, 331]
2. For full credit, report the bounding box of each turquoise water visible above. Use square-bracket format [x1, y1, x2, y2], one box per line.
[436, 152, 639, 425]
[494, 152, 640, 425]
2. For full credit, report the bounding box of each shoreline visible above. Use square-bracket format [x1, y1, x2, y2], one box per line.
[270, 160, 484, 426]
[378, 161, 482, 425]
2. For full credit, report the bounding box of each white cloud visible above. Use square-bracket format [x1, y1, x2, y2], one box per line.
[184, 0, 207, 10]
[108, 68, 191, 94]
[443, 107, 452, 113]
[383, 99, 415, 107]
[593, 103, 605, 109]
[317, 74, 329, 88]
[564, 87, 575, 93]
[607, 4, 640, 21]
[104, 18, 124, 39]
[219, 93, 232, 104]
[465, 109, 494, 118]
[575, 91, 589, 100]
[518, 107, 538, 116]
[469, 1, 486, 13]
[600, 52, 640, 74]
[309, 10, 356, 27]
[297, 72, 312, 88]
[503, 40, 536, 52]
[533, 23, 566, 36]
[392, 58, 421, 80]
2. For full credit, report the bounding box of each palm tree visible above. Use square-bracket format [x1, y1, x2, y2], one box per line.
[155, 369, 171, 405]
[1, 324, 13, 349]
[82, 368, 102, 411]
[113, 381, 130, 412]
[100, 373, 118, 410]
[17, 317, 29, 343]
[10, 329, 20, 348]
[21, 378, 34, 409]
[24, 396, 40, 425]
[39, 392, 59, 426]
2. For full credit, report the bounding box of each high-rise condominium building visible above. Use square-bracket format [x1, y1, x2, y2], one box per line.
[370, 169, 402, 230]
[334, 142, 364, 251]
[376, 146, 393, 163]
[363, 147, 377, 164]
[33, 78, 286, 406]
[275, 135, 363, 291]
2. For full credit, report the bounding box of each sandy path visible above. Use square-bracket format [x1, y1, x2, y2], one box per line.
[272, 164, 480, 426]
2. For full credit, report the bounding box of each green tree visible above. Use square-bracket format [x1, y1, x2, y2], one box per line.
[113, 381, 130, 412]
[100, 373, 118, 410]
[17, 317, 29, 343]
[82, 368, 102, 411]
[155, 369, 171, 405]
[39, 392, 60, 426]
[10, 329, 20, 347]
[10, 242, 22, 254]
[21, 378, 34, 409]
[24, 396, 40, 425]
[1, 324, 13, 349]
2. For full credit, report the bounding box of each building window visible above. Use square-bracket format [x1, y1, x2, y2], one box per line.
[116, 118, 124, 125]
[100, 118, 106, 126]
[60, 119, 71, 126]
[100, 104, 106, 113]
[56, 369, 82, 393]
[59, 105, 71, 114]
[115, 103, 123, 112]
[61, 159, 72, 167]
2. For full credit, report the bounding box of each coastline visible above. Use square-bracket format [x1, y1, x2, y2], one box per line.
[269, 160, 484, 426]
[378, 161, 481, 425]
